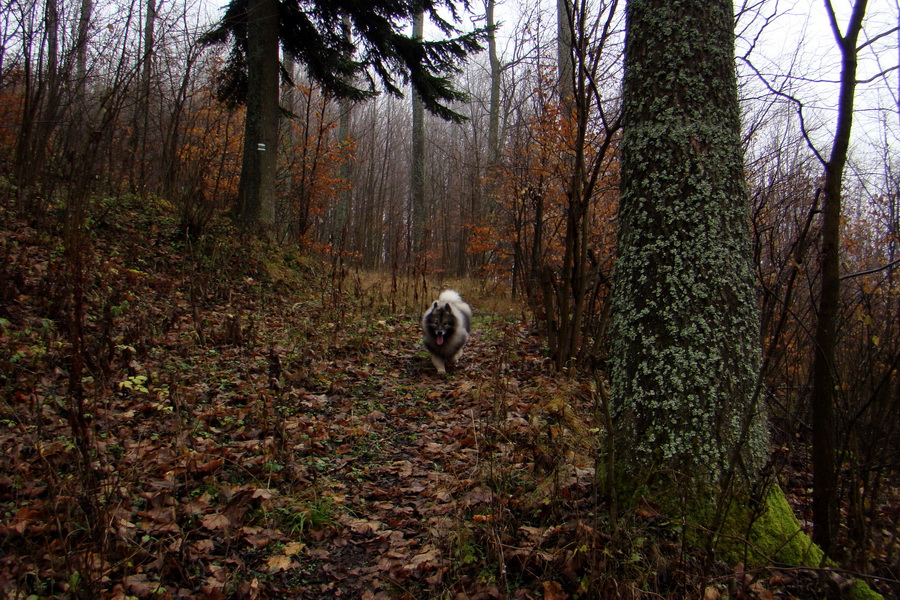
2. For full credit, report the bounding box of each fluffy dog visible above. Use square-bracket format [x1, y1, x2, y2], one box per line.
[422, 290, 472, 374]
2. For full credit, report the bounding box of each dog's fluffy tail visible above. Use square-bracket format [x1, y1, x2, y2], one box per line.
[438, 290, 464, 305]
[437, 289, 472, 322]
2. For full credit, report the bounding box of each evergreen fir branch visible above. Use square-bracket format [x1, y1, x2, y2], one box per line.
[200, 0, 486, 121]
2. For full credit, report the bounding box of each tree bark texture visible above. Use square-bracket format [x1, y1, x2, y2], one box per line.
[237, 0, 279, 231]
[610, 0, 767, 479]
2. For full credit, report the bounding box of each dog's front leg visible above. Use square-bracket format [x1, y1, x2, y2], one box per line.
[430, 354, 447, 374]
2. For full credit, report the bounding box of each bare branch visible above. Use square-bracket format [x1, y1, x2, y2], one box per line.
[857, 25, 899, 51]
[738, 55, 826, 165]
[857, 64, 900, 84]
[840, 257, 900, 280]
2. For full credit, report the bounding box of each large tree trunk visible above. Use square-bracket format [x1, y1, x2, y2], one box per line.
[609, 0, 766, 480]
[237, 0, 279, 233]
[810, 0, 867, 557]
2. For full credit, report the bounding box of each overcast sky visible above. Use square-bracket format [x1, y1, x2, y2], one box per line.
[737, 0, 898, 163]
[470, 0, 899, 172]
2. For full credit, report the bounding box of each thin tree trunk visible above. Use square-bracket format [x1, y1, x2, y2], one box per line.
[557, 0, 574, 107]
[135, 0, 155, 192]
[810, 0, 867, 557]
[410, 7, 426, 256]
[75, 0, 93, 87]
[16, 0, 61, 196]
[336, 15, 354, 245]
[486, 0, 501, 167]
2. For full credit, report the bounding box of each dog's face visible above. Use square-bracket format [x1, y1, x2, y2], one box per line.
[425, 304, 457, 346]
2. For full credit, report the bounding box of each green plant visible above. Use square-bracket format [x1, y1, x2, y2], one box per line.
[271, 499, 335, 537]
[118, 374, 149, 394]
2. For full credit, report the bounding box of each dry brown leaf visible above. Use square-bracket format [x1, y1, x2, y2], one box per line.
[251, 488, 275, 500]
[201, 513, 230, 530]
[123, 573, 156, 598]
[344, 516, 382, 534]
[266, 554, 294, 572]
[703, 586, 720, 600]
[283, 541, 305, 555]
[542, 580, 568, 600]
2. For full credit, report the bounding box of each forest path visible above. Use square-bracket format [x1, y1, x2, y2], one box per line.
[290, 319, 513, 598]
[0, 202, 599, 599]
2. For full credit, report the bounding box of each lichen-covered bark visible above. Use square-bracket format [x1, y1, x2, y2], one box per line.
[609, 0, 767, 478]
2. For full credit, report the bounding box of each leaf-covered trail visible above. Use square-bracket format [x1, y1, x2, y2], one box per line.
[0, 202, 598, 599]
[280, 318, 539, 598]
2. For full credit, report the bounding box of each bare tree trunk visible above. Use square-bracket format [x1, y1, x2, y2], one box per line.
[135, 0, 156, 192]
[336, 15, 354, 245]
[557, 0, 574, 107]
[410, 7, 426, 256]
[75, 0, 93, 87]
[280, 54, 297, 242]
[486, 0, 501, 167]
[237, 0, 279, 233]
[810, 0, 867, 557]
[15, 0, 61, 197]
[543, 0, 620, 369]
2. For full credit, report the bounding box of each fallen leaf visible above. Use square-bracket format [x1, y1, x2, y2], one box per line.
[703, 586, 720, 600]
[266, 554, 294, 572]
[344, 516, 381, 534]
[123, 573, 157, 597]
[252, 488, 276, 500]
[395, 460, 413, 477]
[201, 513, 230, 531]
[190, 539, 215, 558]
[283, 541, 305, 555]
[542, 580, 568, 600]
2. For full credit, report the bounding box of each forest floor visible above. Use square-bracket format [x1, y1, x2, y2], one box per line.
[0, 197, 896, 599]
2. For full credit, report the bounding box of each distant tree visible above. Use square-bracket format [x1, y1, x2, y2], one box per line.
[556, 0, 574, 107]
[411, 6, 426, 255]
[133, 0, 157, 191]
[201, 0, 486, 233]
[609, 0, 767, 481]
[485, 0, 501, 168]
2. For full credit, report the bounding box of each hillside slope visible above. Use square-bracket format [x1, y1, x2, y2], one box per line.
[1, 199, 888, 599]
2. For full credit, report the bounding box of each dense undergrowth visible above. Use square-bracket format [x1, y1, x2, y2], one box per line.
[0, 196, 895, 599]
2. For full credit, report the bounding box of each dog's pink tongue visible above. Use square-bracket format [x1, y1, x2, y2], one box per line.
[436, 335, 444, 346]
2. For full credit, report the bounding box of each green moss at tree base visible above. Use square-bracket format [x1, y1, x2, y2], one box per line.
[722, 486, 882, 600]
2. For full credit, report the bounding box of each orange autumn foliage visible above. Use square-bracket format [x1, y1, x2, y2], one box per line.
[469, 85, 620, 292]
[280, 83, 354, 244]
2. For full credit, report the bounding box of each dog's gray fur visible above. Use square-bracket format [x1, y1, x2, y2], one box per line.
[422, 290, 472, 374]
